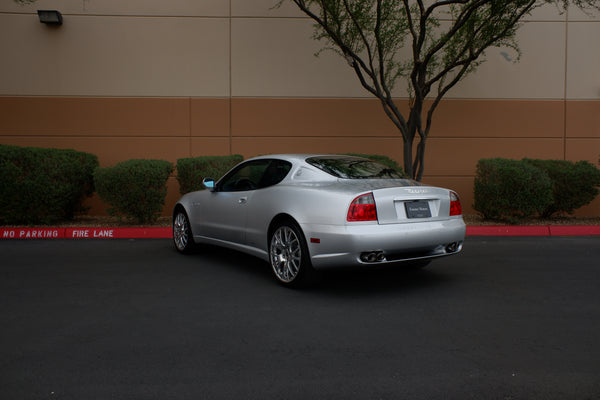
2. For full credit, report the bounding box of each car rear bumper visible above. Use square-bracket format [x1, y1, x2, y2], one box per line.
[302, 217, 466, 269]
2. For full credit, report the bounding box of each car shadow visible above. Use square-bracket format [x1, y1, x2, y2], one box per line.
[178, 243, 273, 278]
[308, 267, 453, 297]
[177, 244, 454, 296]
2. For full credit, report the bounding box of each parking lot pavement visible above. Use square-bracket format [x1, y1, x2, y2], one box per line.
[1, 237, 600, 400]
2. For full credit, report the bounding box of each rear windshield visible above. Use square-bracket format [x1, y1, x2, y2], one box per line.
[306, 156, 406, 179]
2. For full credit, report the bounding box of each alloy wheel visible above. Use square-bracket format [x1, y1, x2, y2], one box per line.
[173, 212, 190, 252]
[270, 225, 302, 283]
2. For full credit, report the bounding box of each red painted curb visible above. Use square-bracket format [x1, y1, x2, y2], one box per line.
[548, 225, 600, 236]
[1, 227, 65, 239]
[466, 225, 600, 236]
[466, 226, 550, 236]
[65, 227, 172, 239]
[2, 226, 599, 240]
[1, 227, 172, 239]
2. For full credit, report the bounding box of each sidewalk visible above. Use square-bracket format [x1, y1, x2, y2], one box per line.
[1, 224, 599, 239]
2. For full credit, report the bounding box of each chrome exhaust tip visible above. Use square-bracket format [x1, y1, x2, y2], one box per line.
[360, 251, 386, 263]
[445, 241, 462, 253]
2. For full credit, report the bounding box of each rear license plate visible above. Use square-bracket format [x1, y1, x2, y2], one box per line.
[405, 201, 431, 218]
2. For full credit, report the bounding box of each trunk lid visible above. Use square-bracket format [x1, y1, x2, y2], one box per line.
[372, 185, 452, 225]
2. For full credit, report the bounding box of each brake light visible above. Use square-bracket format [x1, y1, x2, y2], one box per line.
[347, 193, 378, 221]
[449, 191, 462, 216]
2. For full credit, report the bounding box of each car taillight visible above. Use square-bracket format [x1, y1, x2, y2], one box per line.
[449, 191, 462, 216]
[347, 193, 378, 222]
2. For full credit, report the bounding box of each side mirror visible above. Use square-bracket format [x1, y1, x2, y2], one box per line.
[202, 178, 216, 191]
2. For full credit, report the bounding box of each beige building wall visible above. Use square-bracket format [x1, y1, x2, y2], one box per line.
[1, 1, 599, 216]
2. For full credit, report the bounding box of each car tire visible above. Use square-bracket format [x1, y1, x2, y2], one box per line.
[269, 222, 314, 287]
[173, 209, 195, 254]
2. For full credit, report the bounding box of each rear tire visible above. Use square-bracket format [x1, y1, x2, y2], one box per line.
[173, 209, 195, 254]
[269, 222, 314, 287]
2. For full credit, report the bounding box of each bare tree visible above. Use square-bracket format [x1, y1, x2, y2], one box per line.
[280, 0, 599, 180]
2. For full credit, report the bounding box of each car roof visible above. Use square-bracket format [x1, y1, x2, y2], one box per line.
[245, 154, 362, 163]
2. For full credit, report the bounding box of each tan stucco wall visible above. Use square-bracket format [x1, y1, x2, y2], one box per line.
[1, 1, 599, 216]
[1, 96, 598, 215]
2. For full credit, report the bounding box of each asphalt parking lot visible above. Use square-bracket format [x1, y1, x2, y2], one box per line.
[1, 237, 600, 400]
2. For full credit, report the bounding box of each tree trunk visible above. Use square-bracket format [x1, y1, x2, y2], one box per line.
[403, 135, 414, 179]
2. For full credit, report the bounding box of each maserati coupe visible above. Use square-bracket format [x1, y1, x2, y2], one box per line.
[173, 154, 465, 286]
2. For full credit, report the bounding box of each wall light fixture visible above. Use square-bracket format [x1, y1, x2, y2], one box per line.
[37, 10, 63, 25]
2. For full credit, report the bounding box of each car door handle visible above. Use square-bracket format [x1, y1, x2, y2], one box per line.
[238, 197, 247, 204]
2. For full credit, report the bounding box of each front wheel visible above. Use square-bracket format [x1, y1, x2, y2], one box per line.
[173, 210, 195, 254]
[269, 222, 314, 287]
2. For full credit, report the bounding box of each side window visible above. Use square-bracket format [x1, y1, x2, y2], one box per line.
[218, 160, 271, 192]
[257, 160, 292, 188]
[217, 159, 291, 192]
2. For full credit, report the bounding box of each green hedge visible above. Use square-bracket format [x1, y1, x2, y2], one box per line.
[344, 153, 407, 177]
[0, 144, 98, 225]
[473, 158, 553, 222]
[94, 159, 173, 224]
[523, 159, 600, 217]
[474, 158, 600, 222]
[176, 155, 243, 194]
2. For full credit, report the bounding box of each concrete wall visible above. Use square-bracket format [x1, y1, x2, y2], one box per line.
[1, 0, 599, 216]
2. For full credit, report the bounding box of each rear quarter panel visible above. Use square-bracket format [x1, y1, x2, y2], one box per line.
[244, 183, 358, 251]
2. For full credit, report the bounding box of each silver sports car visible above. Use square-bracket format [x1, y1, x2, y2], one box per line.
[173, 154, 465, 286]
